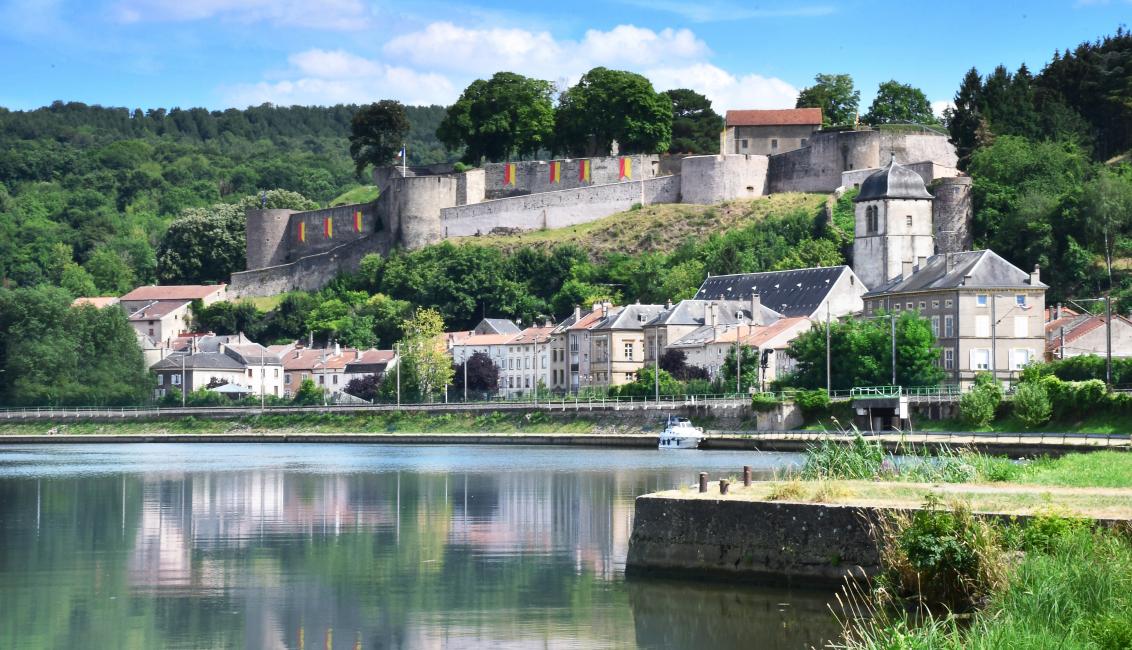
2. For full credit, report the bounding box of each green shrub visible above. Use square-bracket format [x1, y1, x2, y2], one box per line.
[291, 378, 324, 405]
[1013, 381, 1052, 427]
[959, 383, 998, 427]
[750, 392, 780, 412]
[794, 388, 831, 413]
[1020, 512, 1087, 553]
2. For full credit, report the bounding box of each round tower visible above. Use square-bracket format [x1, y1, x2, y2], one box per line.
[246, 209, 296, 270]
[931, 176, 973, 255]
[390, 176, 456, 250]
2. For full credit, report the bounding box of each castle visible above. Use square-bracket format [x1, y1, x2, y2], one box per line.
[231, 125, 971, 299]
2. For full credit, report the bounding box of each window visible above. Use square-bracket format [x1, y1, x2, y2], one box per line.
[1015, 294, 1026, 307]
[945, 299, 954, 308]
[975, 315, 991, 338]
[1014, 316, 1029, 338]
[148, 328, 154, 336]
[906, 215, 913, 227]
[865, 205, 879, 234]
[976, 294, 988, 307]
[157, 374, 164, 386]
[285, 374, 291, 384]
[771, 138, 779, 149]
[508, 377, 513, 388]
[172, 373, 181, 386]
[318, 375, 325, 385]
[931, 316, 940, 336]
[274, 369, 279, 378]
[248, 369, 253, 378]
[905, 302, 914, 310]
[919, 301, 926, 310]
[971, 348, 991, 370]
[932, 300, 940, 309]
[624, 342, 634, 360]
[1011, 349, 1031, 370]
[525, 377, 530, 388]
[302, 373, 309, 381]
[332, 374, 338, 384]
[944, 315, 954, 338]
[739, 139, 749, 150]
[800, 138, 808, 147]
[508, 359, 513, 370]
[944, 348, 955, 370]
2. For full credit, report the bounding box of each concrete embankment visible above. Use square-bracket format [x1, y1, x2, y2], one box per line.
[626, 486, 1132, 586]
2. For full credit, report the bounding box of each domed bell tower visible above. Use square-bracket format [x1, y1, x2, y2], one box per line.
[851, 155, 935, 290]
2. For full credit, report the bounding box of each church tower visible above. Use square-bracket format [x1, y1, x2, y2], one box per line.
[852, 156, 935, 290]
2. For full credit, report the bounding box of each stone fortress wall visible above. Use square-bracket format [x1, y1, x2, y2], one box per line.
[233, 128, 968, 299]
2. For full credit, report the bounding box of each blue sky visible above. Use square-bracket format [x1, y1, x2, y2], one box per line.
[0, 0, 1128, 114]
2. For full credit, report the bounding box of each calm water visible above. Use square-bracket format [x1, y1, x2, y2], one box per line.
[0, 444, 842, 649]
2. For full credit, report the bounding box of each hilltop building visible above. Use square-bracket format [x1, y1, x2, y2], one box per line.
[720, 108, 823, 155]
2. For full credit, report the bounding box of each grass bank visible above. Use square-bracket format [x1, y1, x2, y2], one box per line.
[912, 412, 1132, 435]
[0, 411, 638, 436]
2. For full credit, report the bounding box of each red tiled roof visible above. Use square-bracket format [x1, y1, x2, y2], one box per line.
[509, 326, 554, 345]
[120, 284, 226, 302]
[725, 108, 822, 127]
[72, 296, 120, 308]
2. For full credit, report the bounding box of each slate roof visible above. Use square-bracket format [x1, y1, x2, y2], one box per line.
[152, 352, 244, 372]
[855, 156, 933, 202]
[591, 304, 666, 331]
[694, 266, 853, 318]
[223, 343, 283, 366]
[121, 284, 226, 302]
[127, 300, 189, 320]
[863, 250, 1047, 297]
[474, 318, 521, 335]
[725, 108, 822, 127]
[344, 349, 396, 373]
[645, 299, 783, 328]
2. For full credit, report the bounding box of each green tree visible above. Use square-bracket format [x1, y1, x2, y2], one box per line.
[664, 88, 723, 153]
[349, 100, 411, 174]
[83, 246, 136, 295]
[1079, 169, 1132, 290]
[720, 345, 760, 392]
[795, 73, 860, 127]
[864, 80, 938, 125]
[60, 261, 98, 297]
[437, 72, 555, 163]
[291, 378, 324, 405]
[1013, 380, 1052, 427]
[393, 307, 454, 401]
[895, 311, 946, 387]
[554, 67, 672, 156]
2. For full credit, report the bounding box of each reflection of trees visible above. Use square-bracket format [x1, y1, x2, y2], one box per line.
[0, 460, 837, 649]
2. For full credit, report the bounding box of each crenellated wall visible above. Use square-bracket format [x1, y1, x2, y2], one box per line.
[284, 203, 382, 261]
[483, 155, 659, 199]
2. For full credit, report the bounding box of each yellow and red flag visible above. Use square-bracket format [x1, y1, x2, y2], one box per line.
[619, 157, 632, 180]
[323, 217, 333, 239]
[354, 210, 363, 233]
[578, 159, 591, 183]
[297, 222, 306, 243]
[549, 161, 561, 184]
[504, 163, 517, 186]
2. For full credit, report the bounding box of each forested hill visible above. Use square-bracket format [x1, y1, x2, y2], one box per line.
[0, 102, 451, 293]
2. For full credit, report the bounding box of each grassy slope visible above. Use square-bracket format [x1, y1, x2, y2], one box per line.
[329, 185, 380, 206]
[453, 192, 826, 257]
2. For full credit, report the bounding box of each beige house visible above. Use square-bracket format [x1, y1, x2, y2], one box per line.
[587, 303, 666, 388]
[548, 305, 610, 394]
[720, 108, 822, 155]
[642, 297, 781, 364]
[276, 345, 357, 398]
[126, 300, 192, 346]
[500, 325, 553, 396]
[864, 250, 1047, 387]
[1046, 311, 1132, 360]
[666, 317, 811, 387]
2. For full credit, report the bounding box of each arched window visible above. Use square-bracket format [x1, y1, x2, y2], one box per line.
[865, 205, 879, 234]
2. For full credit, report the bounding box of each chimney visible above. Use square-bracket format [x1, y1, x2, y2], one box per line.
[1056, 303, 1063, 321]
[946, 253, 957, 273]
[592, 302, 601, 312]
[601, 303, 609, 318]
[574, 305, 582, 322]
[750, 294, 762, 326]
[334, 341, 341, 357]
[665, 298, 673, 309]
[1030, 264, 1041, 285]
[705, 302, 716, 328]
[916, 256, 927, 271]
[355, 349, 361, 360]
[902, 260, 914, 279]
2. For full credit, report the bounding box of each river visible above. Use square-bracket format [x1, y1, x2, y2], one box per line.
[0, 443, 843, 649]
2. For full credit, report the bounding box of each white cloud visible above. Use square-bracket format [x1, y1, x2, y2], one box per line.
[223, 55, 455, 107]
[931, 100, 954, 119]
[111, 0, 371, 30]
[646, 63, 798, 112]
[225, 22, 798, 111]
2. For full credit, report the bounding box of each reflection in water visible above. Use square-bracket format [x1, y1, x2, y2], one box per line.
[0, 444, 838, 649]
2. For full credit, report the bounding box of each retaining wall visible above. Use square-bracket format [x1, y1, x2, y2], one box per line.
[229, 233, 390, 298]
[441, 176, 681, 237]
[284, 202, 381, 261]
[680, 154, 769, 204]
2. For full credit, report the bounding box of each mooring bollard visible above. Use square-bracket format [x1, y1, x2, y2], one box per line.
[719, 479, 729, 495]
[698, 472, 708, 493]
[743, 465, 752, 487]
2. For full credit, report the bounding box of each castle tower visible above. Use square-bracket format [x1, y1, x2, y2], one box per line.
[246, 209, 296, 270]
[852, 156, 935, 290]
[931, 176, 973, 255]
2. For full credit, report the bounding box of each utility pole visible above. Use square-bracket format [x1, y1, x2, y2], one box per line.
[654, 326, 660, 404]
[825, 302, 831, 394]
[259, 346, 265, 410]
[735, 329, 741, 395]
[395, 342, 401, 406]
[463, 353, 468, 403]
[890, 313, 897, 386]
[1106, 295, 1113, 388]
[990, 296, 997, 384]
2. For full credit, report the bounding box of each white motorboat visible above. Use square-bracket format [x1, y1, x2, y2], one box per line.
[657, 416, 705, 449]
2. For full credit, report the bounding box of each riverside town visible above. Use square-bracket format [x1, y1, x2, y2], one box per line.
[3, 5, 1132, 648]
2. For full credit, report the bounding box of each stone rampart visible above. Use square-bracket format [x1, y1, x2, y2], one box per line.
[932, 176, 973, 255]
[440, 175, 680, 237]
[230, 232, 391, 299]
[246, 209, 295, 270]
[680, 154, 769, 204]
[284, 202, 381, 262]
[841, 161, 958, 191]
[483, 155, 659, 199]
